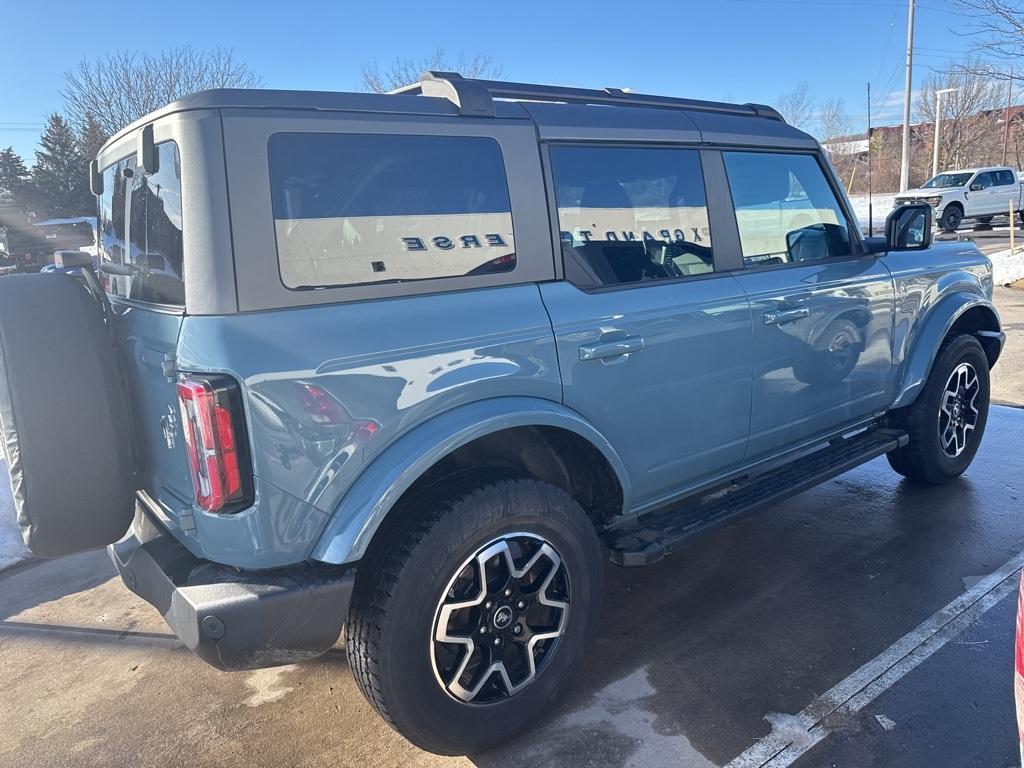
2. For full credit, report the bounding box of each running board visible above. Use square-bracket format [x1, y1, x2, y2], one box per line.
[603, 428, 908, 567]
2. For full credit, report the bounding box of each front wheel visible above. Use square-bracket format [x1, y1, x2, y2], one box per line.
[938, 205, 964, 232]
[887, 333, 990, 484]
[345, 476, 604, 755]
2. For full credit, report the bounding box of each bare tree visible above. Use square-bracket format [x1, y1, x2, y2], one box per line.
[953, 0, 1024, 70]
[817, 97, 850, 142]
[361, 48, 502, 93]
[62, 47, 263, 136]
[916, 62, 1008, 171]
[776, 82, 816, 131]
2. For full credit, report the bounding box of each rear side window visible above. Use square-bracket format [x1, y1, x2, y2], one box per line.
[268, 133, 515, 289]
[98, 142, 184, 306]
[723, 151, 852, 267]
[997, 169, 1015, 186]
[549, 146, 714, 289]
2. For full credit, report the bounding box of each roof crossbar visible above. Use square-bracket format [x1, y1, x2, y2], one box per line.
[392, 71, 785, 123]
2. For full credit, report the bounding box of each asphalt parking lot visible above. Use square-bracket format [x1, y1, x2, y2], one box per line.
[0, 282, 1021, 768]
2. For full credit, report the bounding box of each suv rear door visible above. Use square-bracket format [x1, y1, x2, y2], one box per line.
[541, 144, 752, 510]
[98, 142, 194, 522]
[720, 150, 894, 459]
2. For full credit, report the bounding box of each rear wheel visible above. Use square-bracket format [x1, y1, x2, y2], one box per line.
[887, 334, 990, 484]
[345, 476, 603, 755]
[939, 205, 964, 232]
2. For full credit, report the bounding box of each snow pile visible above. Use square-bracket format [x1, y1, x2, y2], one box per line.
[0, 461, 29, 571]
[986, 247, 1024, 285]
[846, 194, 897, 233]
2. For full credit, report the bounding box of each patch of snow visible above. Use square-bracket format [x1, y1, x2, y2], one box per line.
[764, 712, 816, 748]
[846, 194, 897, 233]
[987, 247, 1024, 285]
[0, 460, 29, 571]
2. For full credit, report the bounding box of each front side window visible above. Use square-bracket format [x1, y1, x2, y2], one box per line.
[268, 133, 515, 289]
[974, 171, 995, 189]
[723, 152, 853, 267]
[549, 146, 714, 288]
[98, 142, 184, 305]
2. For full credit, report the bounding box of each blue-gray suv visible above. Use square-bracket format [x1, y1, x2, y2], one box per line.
[0, 73, 1004, 755]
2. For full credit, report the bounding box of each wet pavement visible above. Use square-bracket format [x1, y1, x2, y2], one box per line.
[1, 407, 1022, 768]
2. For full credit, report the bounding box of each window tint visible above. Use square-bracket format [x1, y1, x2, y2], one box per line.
[268, 133, 515, 289]
[98, 142, 184, 305]
[723, 152, 852, 267]
[997, 169, 1015, 186]
[974, 172, 994, 188]
[549, 146, 714, 288]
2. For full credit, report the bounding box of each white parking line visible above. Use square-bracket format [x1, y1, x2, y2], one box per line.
[726, 551, 1024, 768]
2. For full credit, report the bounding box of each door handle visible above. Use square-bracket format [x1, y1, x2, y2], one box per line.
[579, 336, 645, 361]
[763, 307, 810, 325]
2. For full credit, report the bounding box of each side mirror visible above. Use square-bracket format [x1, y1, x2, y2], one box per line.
[89, 160, 103, 197]
[137, 124, 159, 175]
[970, 183, 983, 192]
[885, 203, 933, 251]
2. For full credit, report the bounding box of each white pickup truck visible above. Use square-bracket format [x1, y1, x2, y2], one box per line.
[894, 166, 1023, 232]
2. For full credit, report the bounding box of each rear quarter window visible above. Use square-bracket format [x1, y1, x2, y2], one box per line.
[268, 133, 516, 289]
[98, 142, 184, 306]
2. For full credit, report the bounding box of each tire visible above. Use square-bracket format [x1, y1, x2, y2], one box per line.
[0, 274, 135, 557]
[346, 475, 604, 755]
[793, 317, 863, 387]
[938, 205, 963, 232]
[886, 333, 990, 484]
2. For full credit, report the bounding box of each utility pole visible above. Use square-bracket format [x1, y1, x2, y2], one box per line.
[1003, 69, 1014, 165]
[868, 82, 874, 236]
[899, 0, 916, 192]
[932, 88, 957, 178]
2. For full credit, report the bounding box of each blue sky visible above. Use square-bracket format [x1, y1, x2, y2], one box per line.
[0, 0, 979, 159]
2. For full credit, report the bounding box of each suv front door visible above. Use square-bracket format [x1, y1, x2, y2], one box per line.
[541, 145, 752, 510]
[721, 150, 895, 459]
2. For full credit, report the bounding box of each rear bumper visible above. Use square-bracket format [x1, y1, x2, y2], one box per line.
[108, 504, 354, 671]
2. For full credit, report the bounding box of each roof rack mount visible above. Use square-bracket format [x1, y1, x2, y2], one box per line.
[391, 71, 785, 123]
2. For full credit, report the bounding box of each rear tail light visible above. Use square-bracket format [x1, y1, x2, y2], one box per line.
[177, 374, 253, 513]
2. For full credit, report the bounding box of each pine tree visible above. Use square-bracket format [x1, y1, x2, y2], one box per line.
[77, 113, 108, 164]
[31, 114, 91, 216]
[75, 114, 108, 214]
[0, 147, 31, 204]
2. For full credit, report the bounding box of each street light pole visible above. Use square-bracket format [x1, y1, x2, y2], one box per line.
[932, 88, 957, 178]
[899, 0, 917, 192]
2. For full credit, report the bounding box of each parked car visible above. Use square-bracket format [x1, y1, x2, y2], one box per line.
[894, 166, 1023, 232]
[0, 74, 1005, 756]
[0, 203, 51, 272]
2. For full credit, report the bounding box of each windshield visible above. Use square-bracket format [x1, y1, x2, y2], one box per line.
[921, 172, 973, 189]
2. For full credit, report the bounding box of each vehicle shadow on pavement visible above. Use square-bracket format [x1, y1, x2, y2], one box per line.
[0, 549, 115, 621]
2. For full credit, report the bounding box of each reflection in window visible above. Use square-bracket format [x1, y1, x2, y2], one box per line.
[98, 142, 184, 305]
[723, 152, 852, 267]
[550, 146, 714, 288]
[268, 133, 515, 289]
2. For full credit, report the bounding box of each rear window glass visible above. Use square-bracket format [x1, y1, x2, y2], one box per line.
[98, 142, 184, 306]
[268, 133, 515, 289]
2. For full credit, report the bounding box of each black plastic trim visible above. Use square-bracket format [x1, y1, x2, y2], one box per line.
[108, 502, 354, 670]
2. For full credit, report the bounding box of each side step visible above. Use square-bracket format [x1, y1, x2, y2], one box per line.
[603, 428, 908, 567]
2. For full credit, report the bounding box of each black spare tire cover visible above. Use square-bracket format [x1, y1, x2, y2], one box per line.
[0, 274, 135, 557]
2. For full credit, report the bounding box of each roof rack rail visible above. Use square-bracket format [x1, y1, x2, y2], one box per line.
[391, 71, 786, 123]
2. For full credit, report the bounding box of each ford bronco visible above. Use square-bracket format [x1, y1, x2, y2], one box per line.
[0, 73, 1004, 755]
